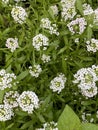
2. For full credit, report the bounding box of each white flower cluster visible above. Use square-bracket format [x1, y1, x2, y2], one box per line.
[0, 69, 17, 90]
[3, 91, 19, 109]
[2, 0, 9, 4]
[41, 54, 51, 63]
[82, 3, 94, 16]
[86, 38, 98, 52]
[32, 34, 49, 51]
[29, 64, 42, 78]
[74, 38, 79, 43]
[81, 112, 94, 123]
[17, 91, 39, 114]
[73, 65, 98, 97]
[50, 73, 66, 93]
[61, 0, 76, 21]
[67, 17, 87, 34]
[49, 5, 58, 16]
[40, 18, 59, 36]
[11, 6, 27, 24]
[0, 105, 14, 121]
[36, 121, 58, 130]
[6, 38, 19, 52]
[94, 8, 98, 25]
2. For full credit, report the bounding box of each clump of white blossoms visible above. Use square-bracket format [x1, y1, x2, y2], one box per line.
[73, 66, 98, 98]
[73, 67, 97, 85]
[92, 65, 98, 79]
[61, 0, 76, 21]
[41, 54, 51, 63]
[74, 38, 79, 43]
[2, 0, 9, 4]
[3, 91, 19, 109]
[29, 64, 42, 78]
[49, 5, 58, 16]
[0, 69, 18, 90]
[0, 105, 14, 121]
[11, 6, 28, 24]
[81, 86, 97, 98]
[82, 3, 94, 16]
[67, 17, 87, 34]
[40, 18, 59, 36]
[94, 8, 98, 25]
[86, 38, 98, 52]
[81, 112, 94, 123]
[50, 73, 66, 93]
[6, 38, 19, 52]
[36, 121, 58, 130]
[17, 91, 39, 114]
[32, 34, 49, 51]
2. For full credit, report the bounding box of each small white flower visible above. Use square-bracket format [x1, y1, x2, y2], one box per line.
[50, 73, 66, 93]
[74, 38, 79, 43]
[83, 3, 93, 16]
[11, 6, 27, 24]
[41, 54, 51, 63]
[2, 0, 9, 4]
[96, 111, 98, 118]
[40, 18, 51, 29]
[90, 118, 94, 123]
[6, 38, 19, 52]
[81, 86, 97, 98]
[32, 34, 49, 51]
[92, 65, 98, 79]
[0, 69, 17, 90]
[67, 17, 87, 34]
[78, 82, 96, 90]
[94, 8, 98, 25]
[0, 105, 14, 121]
[73, 67, 97, 85]
[61, 0, 76, 21]
[40, 18, 59, 36]
[61, 7, 76, 21]
[49, 5, 58, 16]
[18, 91, 39, 114]
[86, 38, 98, 52]
[61, 0, 76, 8]
[73, 66, 98, 98]
[29, 64, 42, 78]
[3, 91, 19, 108]
[36, 121, 58, 130]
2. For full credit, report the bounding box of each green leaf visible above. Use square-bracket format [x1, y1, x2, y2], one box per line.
[57, 47, 66, 55]
[17, 70, 29, 81]
[6, 123, 14, 130]
[0, 90, 4, 103]
[82, 123, 98, 130]
[76, 0, 83, 15]
[20, 121, 33, 130]
[87, 26, 92, 40]
[58, 105, 82, 130]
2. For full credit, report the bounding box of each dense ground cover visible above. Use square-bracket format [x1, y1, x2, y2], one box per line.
[1, 0, 98, 129]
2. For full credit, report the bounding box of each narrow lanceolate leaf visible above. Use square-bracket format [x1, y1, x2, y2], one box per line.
[82, 123, 98, 130]
[57, 105, 82, 130]
[87, 26, 92, 40]
[76, 0, 83, 15]
[0, 90, 4, 103]
[17, 70, 29, 81]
